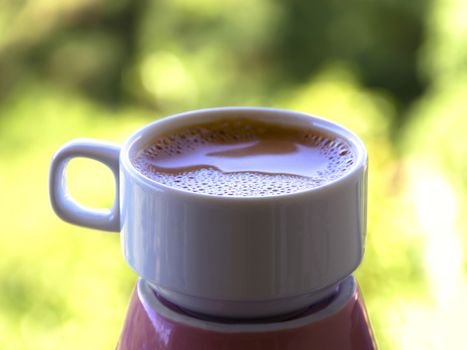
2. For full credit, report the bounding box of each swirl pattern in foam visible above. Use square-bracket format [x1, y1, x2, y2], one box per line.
[132, 118, 355, 197]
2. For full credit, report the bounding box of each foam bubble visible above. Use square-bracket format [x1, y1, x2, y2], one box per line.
[134, 167, 330, 196]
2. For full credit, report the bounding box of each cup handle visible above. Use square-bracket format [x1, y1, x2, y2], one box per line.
[49, 139, 121, 232]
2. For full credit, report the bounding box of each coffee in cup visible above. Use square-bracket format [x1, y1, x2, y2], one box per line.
[132, 118, 355, 196]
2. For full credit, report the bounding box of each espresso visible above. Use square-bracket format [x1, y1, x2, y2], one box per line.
[132, 118, 355, 196]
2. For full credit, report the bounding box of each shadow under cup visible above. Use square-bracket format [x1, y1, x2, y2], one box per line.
[120, 107, 368, 319]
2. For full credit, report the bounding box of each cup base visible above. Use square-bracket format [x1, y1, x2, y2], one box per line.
[118, 275, 377, 350]
[148, 281, 339, 319]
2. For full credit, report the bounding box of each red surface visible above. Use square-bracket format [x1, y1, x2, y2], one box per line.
[117, 280, 376, 350]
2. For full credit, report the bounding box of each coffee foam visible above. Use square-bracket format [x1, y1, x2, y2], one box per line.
[132, 119, 355, 197]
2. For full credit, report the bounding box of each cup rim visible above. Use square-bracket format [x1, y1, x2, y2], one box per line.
[120, 106, 367, 201]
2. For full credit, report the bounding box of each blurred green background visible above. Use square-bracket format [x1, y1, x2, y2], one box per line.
[1, 0, 466, 348]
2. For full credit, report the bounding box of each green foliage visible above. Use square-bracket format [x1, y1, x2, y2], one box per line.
[0, 83, 150, 349]
[1, 0, 466, 348]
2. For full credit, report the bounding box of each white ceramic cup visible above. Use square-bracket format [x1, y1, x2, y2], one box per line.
[49, 107, 368, 318]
